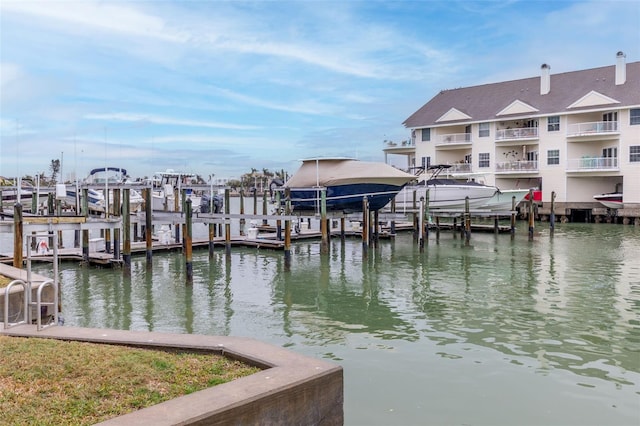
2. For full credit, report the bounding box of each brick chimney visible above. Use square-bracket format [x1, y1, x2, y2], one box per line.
[540, 63, 551, 95]
[615, 51, 626, 85]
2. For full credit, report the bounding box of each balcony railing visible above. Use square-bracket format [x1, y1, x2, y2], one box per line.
[495, 127, 538, 140]
[437, 133, 472, 145]
[495, 160, 538, 172]
[383, 140, 415, 149]
[567, 156, 619, 170]
[567, 121, 618, 136]
[447, 163, 472, 173]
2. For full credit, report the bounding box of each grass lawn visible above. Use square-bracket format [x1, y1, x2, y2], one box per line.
[0, 335, 261, 425]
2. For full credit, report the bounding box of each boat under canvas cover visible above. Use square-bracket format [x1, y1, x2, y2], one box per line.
[284, 158, 415, 212]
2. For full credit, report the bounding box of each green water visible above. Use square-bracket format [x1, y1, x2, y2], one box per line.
[33, 222, 640, 426]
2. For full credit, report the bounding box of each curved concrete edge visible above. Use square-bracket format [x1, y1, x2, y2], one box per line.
[0, 325, 344, 425]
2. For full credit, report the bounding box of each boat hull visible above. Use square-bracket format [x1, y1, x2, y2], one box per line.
[290, 183, 406, 212]
[593, 193, 623, 209]
[394, 184, 497, 210]
[481, 189, 530, 211]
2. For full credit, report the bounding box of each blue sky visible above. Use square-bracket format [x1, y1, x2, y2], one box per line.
[1, 0, 638, 182]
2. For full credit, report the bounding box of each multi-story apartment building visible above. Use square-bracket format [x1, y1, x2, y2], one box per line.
[385, 52, 640, 222]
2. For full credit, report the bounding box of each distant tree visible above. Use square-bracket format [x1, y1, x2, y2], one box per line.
[49, 159, 61, 182]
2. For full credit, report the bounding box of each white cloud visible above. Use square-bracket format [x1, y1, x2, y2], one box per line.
[84, 113, 261, 131]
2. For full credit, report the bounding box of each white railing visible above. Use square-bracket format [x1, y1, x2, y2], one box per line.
[567, 121, 618, 136]
[495, 127, 538, 140]
[438, 133, 472, 145]
[495, 161, 538, 172]
[567, 156, 619, 170]
[448, 163, 472, 173]
[383, 140, 415, 149]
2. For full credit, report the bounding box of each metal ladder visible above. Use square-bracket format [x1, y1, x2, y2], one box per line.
[3, 233, 59, 331]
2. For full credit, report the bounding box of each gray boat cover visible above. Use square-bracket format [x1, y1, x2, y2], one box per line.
[284, 158, 415, 188]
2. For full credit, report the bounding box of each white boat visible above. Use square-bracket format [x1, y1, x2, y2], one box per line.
[281, 158, 415, 212]
[150, 169, 210, 213]
[0, 177, 49, 212]
[593, 192, 623, 209]
[64, 185, 106, 213]
[394, 165, 498, 210]
[84, 167, 144, 214]
[481, 189, 530, 211]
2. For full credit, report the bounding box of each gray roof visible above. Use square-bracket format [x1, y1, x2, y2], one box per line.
[403, 61, 640, 128]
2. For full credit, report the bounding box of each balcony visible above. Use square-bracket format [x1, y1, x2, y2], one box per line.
[383, 139, 415, 151]
[437, 133, 472, 146]
[495, 127, 539, 141]
[567, 121, 619, 137]
[495, 160, 538, 173]
[566, 156, 619, 171]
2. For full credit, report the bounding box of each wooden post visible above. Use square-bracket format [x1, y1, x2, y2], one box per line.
[145, 188, 153, 265]
[510, 195, 517, 239]
[275, 190, 281, 240]
[320, 189, 329, 254]
[185, 198, 193, 283]
[13, 203, 23, 268]
[113, 188, 121, 261]
[435, 216, 440, 241]
[550, 191, 556, 235]
[340, 216, 345, 241]
[419, 197, 425, 252]
[56, 198, 63, 248]
[528, 189, 535, 241]
[82, 188, 89, 263]
[373, 209, 379, 249]
[239, 189, 245, 236]
[262, 190, 268, 226]
[412, 189, 418, 242]
[361, 197, 369, 257]
[31, 189, 37, 214]
[225, 188, 231, 256]
[424, 189, 430, 241]
[104, 186, 111, 254]
[284, 188, 291, 269]
[390, 197, 396, 234]
[253, 189, 258, 215]
[464, 196, 471, 245]
[122, 188, 131, 270]
[47, 192, 54, 217]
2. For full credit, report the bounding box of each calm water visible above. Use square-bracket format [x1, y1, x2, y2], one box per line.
[19, 215, 640, 425]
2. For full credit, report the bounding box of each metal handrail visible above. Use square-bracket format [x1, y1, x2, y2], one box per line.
[4, 279, 29, 329]
[35, 279, 58, 331]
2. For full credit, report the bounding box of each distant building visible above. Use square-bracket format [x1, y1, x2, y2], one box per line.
[386, 51, 640, 218]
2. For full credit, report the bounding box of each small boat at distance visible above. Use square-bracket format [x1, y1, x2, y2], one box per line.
[593, 192, 623, 209]
[281, 158, 415, 213]
[394, 165, 498, 210]
[84, 167, 144, 213]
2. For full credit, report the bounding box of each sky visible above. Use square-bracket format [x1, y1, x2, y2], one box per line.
[1, 0, 639, 183]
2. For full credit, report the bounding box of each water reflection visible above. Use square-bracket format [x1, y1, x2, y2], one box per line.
[33, 223, 640, 425]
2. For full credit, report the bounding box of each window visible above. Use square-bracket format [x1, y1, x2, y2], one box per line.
[421, 156, 431, 169]
[479, 123, 490, 137]
[547, 116, 560, 132]
[421, 128, 431, 142]
[630, 146, 640, 162]
[631, 109, 640, 125]
[547, 149, 560, 165]
[478, 153, 490, 168]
